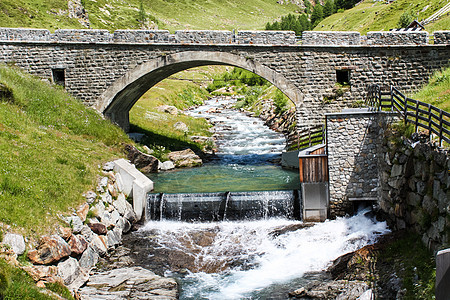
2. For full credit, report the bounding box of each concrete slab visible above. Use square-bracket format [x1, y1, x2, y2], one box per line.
[113, 158, 154, 220]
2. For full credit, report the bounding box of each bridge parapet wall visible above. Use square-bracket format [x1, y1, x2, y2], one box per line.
[365, 31, 429, 45]
[174, 30, 233, 44]
[302, 31, 361, 45]
[237, 30, 296, 45]
[0, 28, 449, 45]
[434, 31, 450, 44]
[53, 29, 112, 43]
[113, 30, 171, 43]
[0, 27, 51, 41]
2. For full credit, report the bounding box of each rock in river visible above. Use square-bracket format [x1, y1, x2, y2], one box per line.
[78, 266, 178, 299]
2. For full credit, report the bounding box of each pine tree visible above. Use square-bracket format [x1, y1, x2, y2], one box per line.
[311, 4, 324, 28]
[323, 0, 336, 18]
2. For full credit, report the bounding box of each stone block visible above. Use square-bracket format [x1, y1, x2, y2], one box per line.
[53, 29, 112, 43]
[113, 30, 170, 43]
[237, 30, 296, 45]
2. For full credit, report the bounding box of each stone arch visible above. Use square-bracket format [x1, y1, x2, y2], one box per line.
[95, 51, 304, 131]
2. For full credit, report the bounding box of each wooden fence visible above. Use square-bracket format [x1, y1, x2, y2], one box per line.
[288, 124, 326, 150]
[366, 84, 450, 146]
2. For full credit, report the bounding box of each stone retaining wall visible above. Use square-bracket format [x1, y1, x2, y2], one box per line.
[377, 131, 449, 252]
[0, 28, 448, 45]
[327, 110, 449, 251]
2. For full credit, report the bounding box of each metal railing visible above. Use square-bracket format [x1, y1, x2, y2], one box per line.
[366, 84, 450, 146]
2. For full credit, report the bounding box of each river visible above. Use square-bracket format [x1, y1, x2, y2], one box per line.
[134, 96, 390, 299]
[147, 96, 300, 193]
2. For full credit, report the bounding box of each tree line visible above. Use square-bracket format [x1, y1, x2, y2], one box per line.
[265, 0, 361, 35]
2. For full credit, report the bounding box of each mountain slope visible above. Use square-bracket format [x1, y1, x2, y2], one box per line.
[0, 0, 300, 32]
[315, 0, 450, 33]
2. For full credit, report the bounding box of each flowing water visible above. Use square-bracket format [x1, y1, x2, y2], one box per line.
[137, 209, 390, 299]
[147, 96, 299, 193]
[137, 96, 390, 298]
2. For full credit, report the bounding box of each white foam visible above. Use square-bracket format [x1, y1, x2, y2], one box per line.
[140, 209, 390, 299]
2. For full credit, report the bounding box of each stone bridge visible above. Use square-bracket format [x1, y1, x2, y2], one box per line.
[0, 28, 449, 131]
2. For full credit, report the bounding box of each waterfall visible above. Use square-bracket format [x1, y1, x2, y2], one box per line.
[147, 190, 301, 222]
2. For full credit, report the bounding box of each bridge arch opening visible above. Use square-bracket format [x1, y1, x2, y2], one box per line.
[95, 51, 304, 131]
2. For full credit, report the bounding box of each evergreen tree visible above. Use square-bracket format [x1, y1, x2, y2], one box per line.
[323, 0, 336, 18]
[311, 4, 324, 27]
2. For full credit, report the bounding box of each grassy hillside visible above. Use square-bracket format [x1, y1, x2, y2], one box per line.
[0, 0, 300, 32]
[0, 65, 129, 237]
[315, 0, 450, 33]
[130, 67, 221, 156]
[411, 66, 450, 112]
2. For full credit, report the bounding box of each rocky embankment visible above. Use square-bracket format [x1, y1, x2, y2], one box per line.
[0, 161, 178, 299]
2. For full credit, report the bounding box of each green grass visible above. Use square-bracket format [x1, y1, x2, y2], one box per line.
[129, 67, 217, 156]
[411, 66, 450, 112]
[0, 65, 129, 236]
[315, 0, 450, 34]
[0, 0, 299, 32]
[0, 258, 74, 299]
[378, 232, 435, 299]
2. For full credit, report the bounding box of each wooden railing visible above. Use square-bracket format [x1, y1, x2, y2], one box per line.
[288, 124, 326, 150]
[366, 84, 450, 146]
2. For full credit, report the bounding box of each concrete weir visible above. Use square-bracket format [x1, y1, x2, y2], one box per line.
[146, 190, 301, 222]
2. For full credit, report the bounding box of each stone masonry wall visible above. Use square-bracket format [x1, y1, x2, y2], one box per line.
[237, 30, 296, 45]
[378, 130, 449, 252]
[326, 110, 383, 217]
[0, 28, 449, 45]
[434, 31, 450, 44]
[174, 30, 233, 44]
[0, 27, 448, 132]
[365, 31, 429, 45]
[302, 31, 361, 45]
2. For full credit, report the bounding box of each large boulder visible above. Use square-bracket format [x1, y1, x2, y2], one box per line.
[79, 246, 99, 270]
[157, 105, 178, 115]
[78, 267, 178, 299]
[28, 235, 71, 265]
[125, 145, 159, 173]
[2, 233, 26, 255]
[167, 149, 203, 168]
[68, 235, 88, 256]
[57, 257, 89, 291]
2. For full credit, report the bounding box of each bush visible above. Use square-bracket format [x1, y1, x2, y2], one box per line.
[273, 90, 289, 114]
[398, 11, 415, 28]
